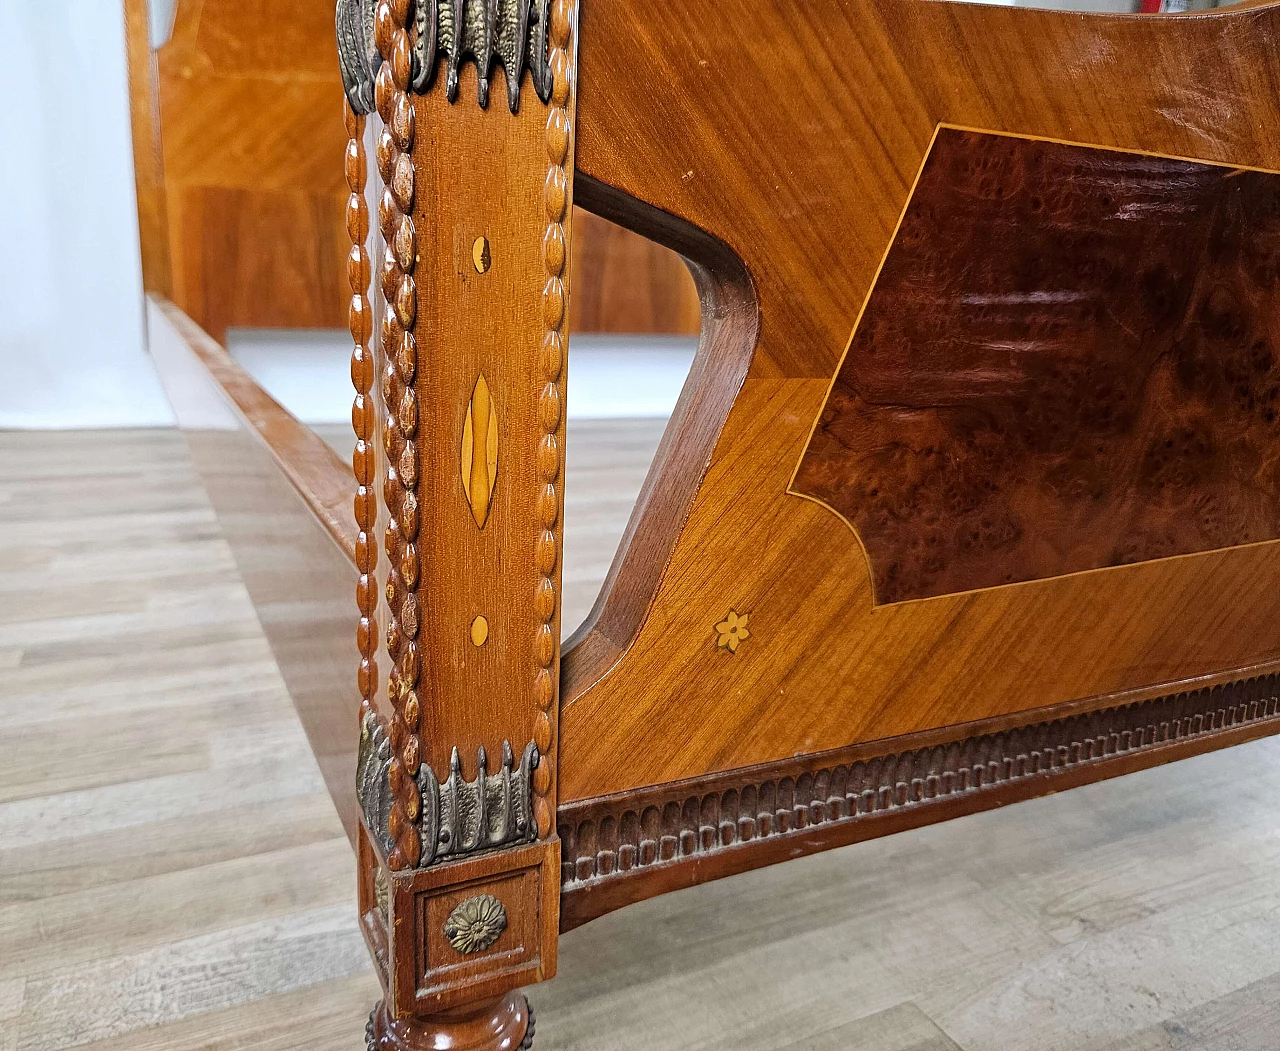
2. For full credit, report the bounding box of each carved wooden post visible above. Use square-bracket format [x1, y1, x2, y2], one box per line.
[339, 0, 576, 1043]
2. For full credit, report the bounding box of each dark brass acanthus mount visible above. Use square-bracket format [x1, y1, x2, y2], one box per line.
[358, 709, 540, 868]
[337, 0, 553, 116]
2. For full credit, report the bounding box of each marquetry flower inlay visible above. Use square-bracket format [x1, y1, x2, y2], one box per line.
[443, 893, 508, 954]
[715, 610, 751, 653]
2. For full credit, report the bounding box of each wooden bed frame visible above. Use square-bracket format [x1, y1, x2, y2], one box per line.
[149, 0, 1280, 1044]
[123, 0, 699, 343]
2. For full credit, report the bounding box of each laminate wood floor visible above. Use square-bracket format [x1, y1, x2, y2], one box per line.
[4, 426, 1280, 1051]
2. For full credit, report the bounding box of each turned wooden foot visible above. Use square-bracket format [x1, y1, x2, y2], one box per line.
[366, 994, 534, 1051]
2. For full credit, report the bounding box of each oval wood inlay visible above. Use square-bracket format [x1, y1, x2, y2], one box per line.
[793, 127, 1280, 605]
[461, 373, 499, 529]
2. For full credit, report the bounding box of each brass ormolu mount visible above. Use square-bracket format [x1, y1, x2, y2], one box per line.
[337, 0, 553, 115]
[358, 710, 540, 868]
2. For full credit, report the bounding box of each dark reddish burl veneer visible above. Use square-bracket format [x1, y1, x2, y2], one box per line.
[793, 127, 1280, 605]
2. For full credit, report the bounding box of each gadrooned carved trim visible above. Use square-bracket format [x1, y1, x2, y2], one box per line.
[443, 893, 509, 954]
[358, 710, 540, 867]
[337, 0, 552, 114]
[522, 1003, 536, 1049]
[374, 0, 425, 871]
[558, 673, 1280, 889]
[345, 90, 379, 831]
[528, 0, 575, 844]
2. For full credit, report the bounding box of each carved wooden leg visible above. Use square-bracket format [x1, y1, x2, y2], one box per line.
[338, 0, 579, 1037]
[354, 831, 558, 1049]
[366, 995, 534, 1051]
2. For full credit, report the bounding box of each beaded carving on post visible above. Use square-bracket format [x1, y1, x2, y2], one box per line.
[346, 98, 380, 795]
[530, 0, 576, 842]
[374, 0, 424, 871]
[343, 0, 564, 871]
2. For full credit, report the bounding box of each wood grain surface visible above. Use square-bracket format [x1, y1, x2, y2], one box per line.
[132, 0, 698, 339]
[123, 0, 171, 297]
[793, 128, 1280, 605]
[559, 0, 1280, 801]
[314, 418, 668, 642]
[571, 211, 700, 335]
[157, 0, 350, 342]
[7, 426, 1280, 1049]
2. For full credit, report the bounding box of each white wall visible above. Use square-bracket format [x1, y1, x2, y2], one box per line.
[0, 1, 172, 428]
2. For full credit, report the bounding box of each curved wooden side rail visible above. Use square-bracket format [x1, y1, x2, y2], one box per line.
[153, 299, 357, 560]
[147, 295, 363, 842]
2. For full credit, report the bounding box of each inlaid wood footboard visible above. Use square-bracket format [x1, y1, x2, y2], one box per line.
[560, 2, 1280, 806]
[557, 0, 1280, 1036]
[153, 0, 1280, 1046]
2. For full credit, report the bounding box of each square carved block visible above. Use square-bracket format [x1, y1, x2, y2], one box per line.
[361, 834, 560, 1015]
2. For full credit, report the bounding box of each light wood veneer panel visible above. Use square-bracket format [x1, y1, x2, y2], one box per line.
[559, 0, 1280, 799]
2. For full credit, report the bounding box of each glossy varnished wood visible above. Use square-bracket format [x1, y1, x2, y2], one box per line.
[157, 0, 350, 342]
[559, 0, 1280, 801]
[379, 27, 579, 835]
[794, 128, 1280, 605]
[124, 0, 172, 296]
[350, 0, 579, 1039]
[136, 0, 695, 339]
[571, 211, 700, 335]
[127, 0, 1280, 1040]
[558, 665, 1280, 927]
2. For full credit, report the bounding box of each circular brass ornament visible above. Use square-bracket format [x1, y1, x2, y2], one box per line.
[444, 893, 508, 954]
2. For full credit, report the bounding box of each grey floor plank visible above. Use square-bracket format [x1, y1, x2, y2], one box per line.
[5, 427, 1280, 1050]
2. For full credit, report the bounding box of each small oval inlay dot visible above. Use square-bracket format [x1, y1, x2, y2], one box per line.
[472, 236, 491, 274]
[470, 615, 489, 646]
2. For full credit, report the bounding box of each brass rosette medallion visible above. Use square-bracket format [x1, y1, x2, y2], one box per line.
[444, 894, 509, 954]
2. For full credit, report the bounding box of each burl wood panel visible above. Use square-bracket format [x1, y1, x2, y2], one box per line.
[558, 0, 1280, 802]
[793, 128, 1280, 605]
